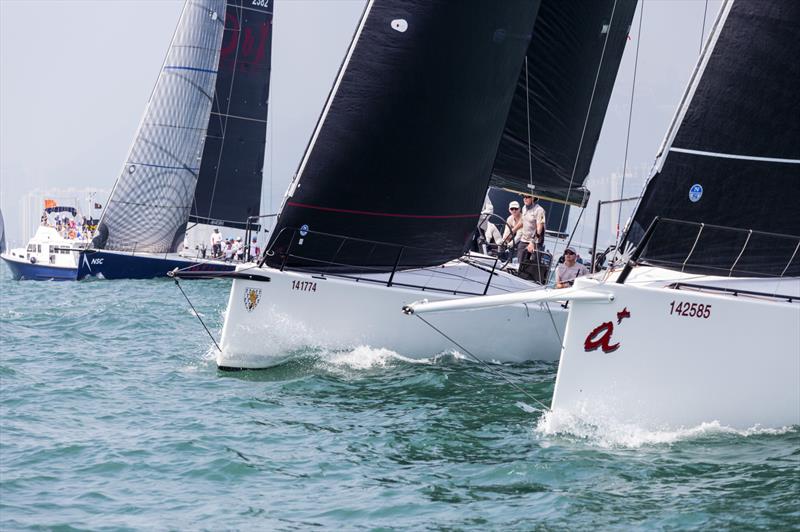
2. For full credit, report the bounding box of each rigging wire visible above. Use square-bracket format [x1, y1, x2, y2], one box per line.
[525, 55, 534, 188]
[173, 278, 222, 353]
[616, 0, 645, 236]
[551, 0, 620, 263]
[414, 314, 551, 412]
[700, 0, 710, 56]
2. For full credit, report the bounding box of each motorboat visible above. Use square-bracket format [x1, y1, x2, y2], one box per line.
[1, 207, 89, 281]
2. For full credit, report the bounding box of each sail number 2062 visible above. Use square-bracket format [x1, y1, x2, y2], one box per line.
[291, 280, 317, 292]
[669, 300, 711, 319]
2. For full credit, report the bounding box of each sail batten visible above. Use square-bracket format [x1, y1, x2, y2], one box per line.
[668, 147, 800, 165]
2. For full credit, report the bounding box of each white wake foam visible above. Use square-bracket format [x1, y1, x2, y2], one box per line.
[535, 407, 797, 449]
[318, 345, 429, 371]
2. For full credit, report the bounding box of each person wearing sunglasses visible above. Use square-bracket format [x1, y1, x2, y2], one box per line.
[501, 200, 522, 248]
[505, 194, 546, 266]
[555, 247, 588, 288]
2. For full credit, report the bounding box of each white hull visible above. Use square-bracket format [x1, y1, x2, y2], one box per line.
[551, 269, 800, 429]
[218, 261, 567, 369]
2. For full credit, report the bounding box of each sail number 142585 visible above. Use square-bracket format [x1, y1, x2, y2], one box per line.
[669, 300, 711, 318]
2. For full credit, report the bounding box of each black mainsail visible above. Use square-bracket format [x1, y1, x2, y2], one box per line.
[623, 0, 800, 277]
[490, 0, 637, 206]
[267, 0, 543, 271]
[267, 0, 635, 272]
[190, 0, 273, 230]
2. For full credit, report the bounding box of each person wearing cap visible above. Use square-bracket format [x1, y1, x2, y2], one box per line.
[555, 247, 588, 288]
[508, 194, 546, 265]
[502, 200, 522, 247]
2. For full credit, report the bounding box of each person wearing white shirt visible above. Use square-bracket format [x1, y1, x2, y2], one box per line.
[210, 228, 222, 258]
[555, 247, 588, 288]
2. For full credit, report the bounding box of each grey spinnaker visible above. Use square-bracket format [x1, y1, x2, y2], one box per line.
[94, 0, 226, 253]
[622, 0, 800, 277]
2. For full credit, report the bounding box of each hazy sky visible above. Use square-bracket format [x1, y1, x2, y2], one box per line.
[1, 0, 720, 246]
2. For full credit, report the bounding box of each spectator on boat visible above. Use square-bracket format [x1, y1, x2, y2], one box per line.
[210, 228, 222, 258]
[249, 237, 260, 261]
[502, 201, 522, 247]
[40, 212, 48, 226]
[555, 247, 588, 288]
[199, 242, 207, 259]
[235, 237, 245, 262]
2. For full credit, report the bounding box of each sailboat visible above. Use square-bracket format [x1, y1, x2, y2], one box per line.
[77, 0, 273, 280]
[187, 0, 636, 369]
[407, 0, 800, 429]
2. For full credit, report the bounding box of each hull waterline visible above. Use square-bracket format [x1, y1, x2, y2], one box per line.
[1, 254, 77, 281]
[77, 250, 236, 280]
[217, 265, 567, 369]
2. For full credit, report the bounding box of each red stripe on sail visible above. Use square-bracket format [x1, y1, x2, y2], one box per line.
[286, 202, 478, 220]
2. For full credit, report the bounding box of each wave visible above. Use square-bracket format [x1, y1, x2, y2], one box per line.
[535, 407, 798, 449]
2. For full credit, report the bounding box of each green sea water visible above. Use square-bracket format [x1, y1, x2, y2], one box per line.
[1, 263, 798, 530]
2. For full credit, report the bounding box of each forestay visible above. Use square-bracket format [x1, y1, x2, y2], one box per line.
[94, 0, 226, 253]
[623, 0, 800, 277]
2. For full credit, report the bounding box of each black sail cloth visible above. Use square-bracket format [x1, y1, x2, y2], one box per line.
[623, 0, 800, 277]
[490, 0, 637, 206]
[190, 0, 273, 230]
[267, 0, 543, 272]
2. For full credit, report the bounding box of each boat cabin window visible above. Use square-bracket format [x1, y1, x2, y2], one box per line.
[27, 244, 35, 252]
[37, 244, 42, 253]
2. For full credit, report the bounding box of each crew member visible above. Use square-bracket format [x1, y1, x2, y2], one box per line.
[509, 194, 546, 265]
[501, 200, 522, 247]
[555, 247, 588, 288]
[210, 228, 222, 258]
[250, 237, 260, 261]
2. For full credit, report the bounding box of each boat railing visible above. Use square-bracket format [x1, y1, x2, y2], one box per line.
[618, 217, 800, 283]
[263, 226, 510, 297]
[243, 213, 278, 259]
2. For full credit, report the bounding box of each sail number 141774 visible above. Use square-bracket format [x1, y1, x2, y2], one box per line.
[291, 280, 316, 292]
[669, 300, 711, 318]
